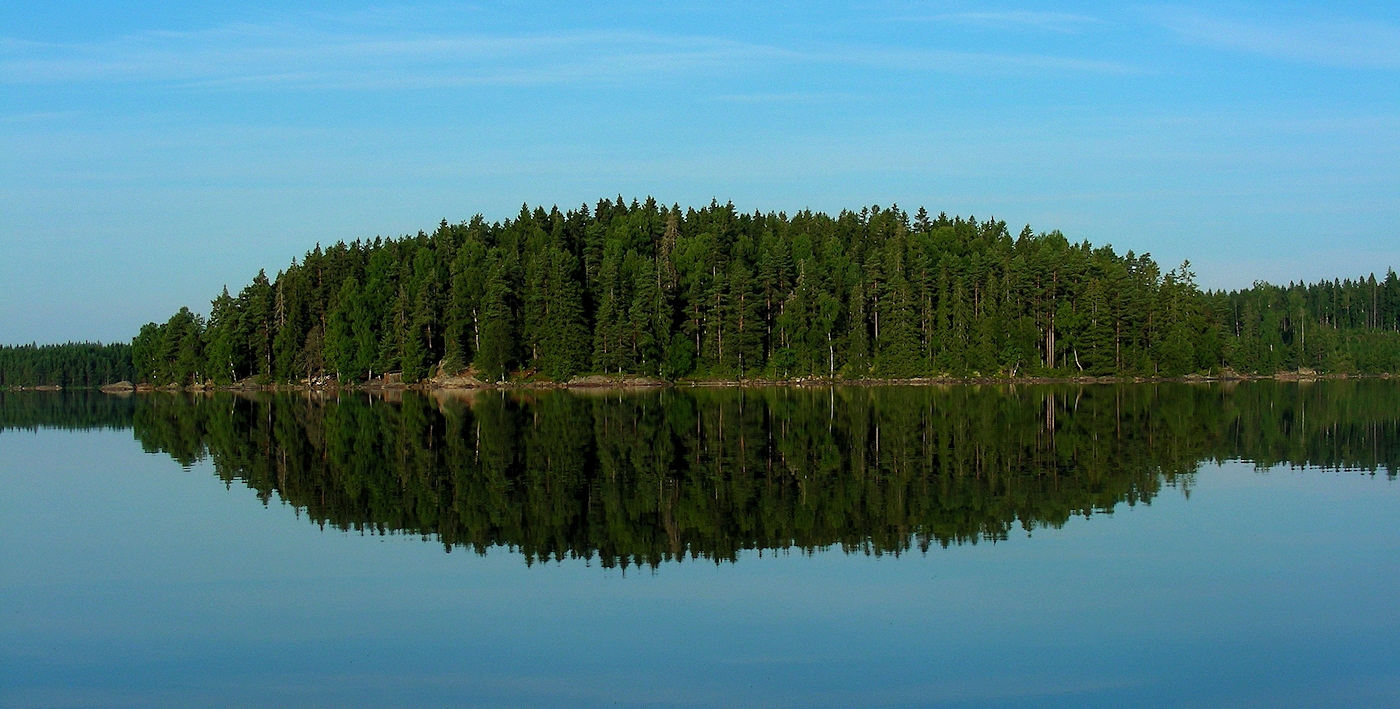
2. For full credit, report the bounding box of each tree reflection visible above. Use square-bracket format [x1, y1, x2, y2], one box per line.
[7, 381, 1398, 566]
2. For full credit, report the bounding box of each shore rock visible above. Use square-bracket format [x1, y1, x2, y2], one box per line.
[432, 373, 486, 389]
[567, 375, 668, 388]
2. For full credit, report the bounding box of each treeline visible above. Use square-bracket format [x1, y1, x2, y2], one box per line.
[1211, 275, 1400, 373]
[112, 197, 1400, 384]
[0, 342, 135, 388]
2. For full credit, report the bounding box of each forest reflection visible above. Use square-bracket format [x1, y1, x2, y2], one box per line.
[5, 381, 1398, 567]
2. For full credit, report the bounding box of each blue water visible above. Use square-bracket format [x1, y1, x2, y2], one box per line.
[3, 427, 1398, 708]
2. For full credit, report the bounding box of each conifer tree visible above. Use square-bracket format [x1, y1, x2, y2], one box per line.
[475, 254, 515, 382]
[446, 236, 489, 374]
[204, 287, 240, 384]
[534, 247, 589, 380]
[325, 276, 359, 380]
[243, 270, 274, 381]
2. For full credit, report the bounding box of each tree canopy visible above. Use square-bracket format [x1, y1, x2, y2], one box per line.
[11, 198, 1400, 387]
[0, 342, 134, 388]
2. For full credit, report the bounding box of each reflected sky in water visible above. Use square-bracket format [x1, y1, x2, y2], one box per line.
[2, 384, 1399, 707]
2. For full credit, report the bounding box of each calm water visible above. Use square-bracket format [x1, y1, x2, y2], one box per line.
[2, 382, 1398, 708]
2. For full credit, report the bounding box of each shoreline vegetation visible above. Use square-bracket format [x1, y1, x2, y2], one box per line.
[5, 198, 1400, 390]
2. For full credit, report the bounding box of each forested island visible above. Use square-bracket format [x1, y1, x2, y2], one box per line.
[5, 198, 1400, 388]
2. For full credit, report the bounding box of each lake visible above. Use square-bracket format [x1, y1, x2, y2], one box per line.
[2, 381, 1398, 708]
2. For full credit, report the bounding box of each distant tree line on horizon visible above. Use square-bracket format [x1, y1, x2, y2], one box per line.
[6, 198, 1400, 387]
[0, 342, 134, 389]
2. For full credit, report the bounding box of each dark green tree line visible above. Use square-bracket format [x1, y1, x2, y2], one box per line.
[127, 198, 1400, 384]
[0, 342, 134, 388]
[1207, 271, 1400, 374]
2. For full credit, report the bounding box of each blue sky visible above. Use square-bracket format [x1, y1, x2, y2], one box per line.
[2, 1, 1398, 344]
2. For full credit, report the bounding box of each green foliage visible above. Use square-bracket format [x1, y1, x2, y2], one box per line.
[131, 307, 206, 385]
[126, 199, 1400, 384]
[0, 342, 134, 388]
[474, 251, 516, 382]
[526, 246, 589, 380]
[1209, 269, 1400, 374]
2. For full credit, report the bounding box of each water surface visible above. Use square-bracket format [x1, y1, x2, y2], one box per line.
[2, 382, 1398, 707]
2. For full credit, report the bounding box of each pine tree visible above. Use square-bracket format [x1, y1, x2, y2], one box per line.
[475, 254, 515, 382]
[204, 287, 240, 384]
[846, 280, 871, 376]
[325, 276, 359, 380]
[727, 260, 762, 378]
[403, 249, 442, 383]
[243, 270, 274, 381]
[446, 236, 489, 373]
[536, 247, 589, 380]
[628, 256, 662, 374]
[592, 249, 627, 374]
[874, 272, 921, 377]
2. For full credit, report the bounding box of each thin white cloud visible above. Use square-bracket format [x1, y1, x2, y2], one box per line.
[911, 11, 1105, 33]
[0, 26, 785, 87]
[1154, 7, 1400, 69]
[0, 19, 1134, 89]
[0, 110, 81, 123]
[825, 45, 1132, 75]
[712, 91, 863, 104]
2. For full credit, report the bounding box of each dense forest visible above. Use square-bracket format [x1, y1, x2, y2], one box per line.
[7, 198, 1400, 387]
[129, 198, 1400, 386]
[7, 381, 1396, 565]
[0, 342, 134, 388]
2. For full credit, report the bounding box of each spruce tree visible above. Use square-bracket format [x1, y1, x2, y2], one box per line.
[536, 247, 589, 380]
[475, 255, 515, 382]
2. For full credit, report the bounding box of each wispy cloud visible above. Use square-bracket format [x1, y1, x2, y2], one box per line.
[0, 26, 786, 88]
[827, 45, 1132, 75]
[0, 18, 1133, 90]
[0, 110, 81, 124]
[1153, 7, 1400, 69]
[712, 91, 862, 104]
[910, 11, 1105, 33]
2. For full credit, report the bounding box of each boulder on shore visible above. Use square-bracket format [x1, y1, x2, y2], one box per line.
[432, 372, 486, 389]
[567, 374, 668, 388]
